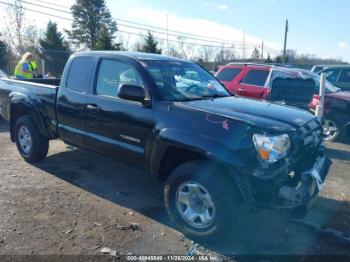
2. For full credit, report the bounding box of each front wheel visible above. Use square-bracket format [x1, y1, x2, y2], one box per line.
[14, 115, 49, 162]
[164, 160, 242, 241]
[323, 115, 346, 142]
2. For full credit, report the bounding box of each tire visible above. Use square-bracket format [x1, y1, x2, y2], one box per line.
[14, 115, 49, 162]
[323, 114, 347, 142]
[164, 160, 242, 241]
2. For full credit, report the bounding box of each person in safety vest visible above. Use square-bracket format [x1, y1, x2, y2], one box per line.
[14, 52, 38, 79]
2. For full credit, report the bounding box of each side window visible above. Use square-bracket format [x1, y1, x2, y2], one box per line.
[96, 60, 144, 97]
[240, 70, 270, 87]
[338, 69, 350, 82]
[66, 57, 93, 92]
[323, 69, 340, 82]
[216, 68, 242, 81]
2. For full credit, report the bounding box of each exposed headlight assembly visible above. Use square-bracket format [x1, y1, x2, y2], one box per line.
[253, 134, 291, 163]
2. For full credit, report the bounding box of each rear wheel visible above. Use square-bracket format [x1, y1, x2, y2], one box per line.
[15, 115, 49, 162]
[164, 160, 242, 241]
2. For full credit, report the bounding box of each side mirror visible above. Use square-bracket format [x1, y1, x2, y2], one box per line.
[118, 84, 145, 103]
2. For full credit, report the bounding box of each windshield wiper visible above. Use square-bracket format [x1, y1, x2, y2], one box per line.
[179, 94, 230, 102]
[201, 94, 230, 99]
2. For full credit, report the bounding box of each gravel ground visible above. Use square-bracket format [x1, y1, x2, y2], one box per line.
[0, 118, 349, 260]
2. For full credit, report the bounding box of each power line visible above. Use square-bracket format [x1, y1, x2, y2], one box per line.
[0, 1, 259, 50]
[116, 18, 257, 45]
[22, 0, 256, 46]
[118, 30, 256, 50]
[0, 1, 73, 21]
[21, 0, 259, 47]
[117, 23, 256, 47]
[29, 0, 259, 45]
[31, 0, 71, 9]
[21, 0, 72, 14]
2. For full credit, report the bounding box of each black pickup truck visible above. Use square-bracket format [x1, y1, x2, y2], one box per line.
[0, 51, 331, 240]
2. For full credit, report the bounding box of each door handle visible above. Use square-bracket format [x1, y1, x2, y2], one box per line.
[86, 104, 100, 113]
[237, 88, 246, 92]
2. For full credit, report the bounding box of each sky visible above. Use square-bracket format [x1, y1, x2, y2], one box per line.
[0, 0, 349, 61]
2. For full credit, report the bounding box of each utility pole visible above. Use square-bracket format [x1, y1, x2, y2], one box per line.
[166, 14, 169, 56]
[282, 19, 288, 64]
[261, 41, 264, 60]
[242, 32, 246, 60]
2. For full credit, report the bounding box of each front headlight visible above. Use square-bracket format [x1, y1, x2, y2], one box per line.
[253, 134, 291, 163]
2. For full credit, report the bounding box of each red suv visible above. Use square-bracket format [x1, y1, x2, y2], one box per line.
[215, 63, 350, 142]
[215, 63, 272, 99]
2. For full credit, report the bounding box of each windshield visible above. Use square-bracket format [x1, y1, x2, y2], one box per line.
[271, 69, 341, 93]
[141, 60, 230, 101]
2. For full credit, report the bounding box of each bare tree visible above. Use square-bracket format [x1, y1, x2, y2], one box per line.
[251, 47, 260, 60]
[23, 25, 40, 53]
[5, 0, 25, 55]
[214, 46, 236, 64]
[117, 34, 132, 51]
[132, 41, 142, 52]
[177, 37, 195, 60]
[168, 45, 182, 58]
[199, 46, 214, 63]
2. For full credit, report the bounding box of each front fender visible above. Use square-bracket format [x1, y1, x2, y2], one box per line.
[9, 92, 49, 141]
[149, 128, 244, 176]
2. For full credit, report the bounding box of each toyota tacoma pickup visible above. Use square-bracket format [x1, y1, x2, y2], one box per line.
[0, 52, 331, 240]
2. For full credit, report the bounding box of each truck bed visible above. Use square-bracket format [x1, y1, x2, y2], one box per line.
[0, 78, 58, 138]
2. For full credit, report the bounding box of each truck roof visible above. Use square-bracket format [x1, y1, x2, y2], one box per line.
[73, 51, 188, 63]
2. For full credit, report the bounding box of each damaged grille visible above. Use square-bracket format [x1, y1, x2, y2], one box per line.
[300, 119, 322, 147]
[295, 119, 323, 172]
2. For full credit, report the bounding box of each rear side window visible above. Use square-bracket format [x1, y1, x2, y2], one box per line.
[66, 57, 93, 92]
[216, 68, 242, 81]
[241, 70, 269, 87]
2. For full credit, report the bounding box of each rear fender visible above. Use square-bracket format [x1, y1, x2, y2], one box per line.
[9, 92, 49, 142]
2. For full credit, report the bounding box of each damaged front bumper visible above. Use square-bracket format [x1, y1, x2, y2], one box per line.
[235, 146, 332, 211]
[278, 155, 332, 209]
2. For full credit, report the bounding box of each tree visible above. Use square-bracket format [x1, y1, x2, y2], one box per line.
[0, 35, 10, 70]
[139, 31, 162, 54]
[39, 22, 71, 76]
[23, 25, 40, 54]
[67, 0, 117, 49]
[177, 37, 194, 60]
[214, 46, 236, 64]
[251, 47, 260, 60]
[93, 26, 122, 50]
[168, 46, 182, 58]
[5, 0, 25, 54]
[265, 53, 272, 63]
[199, 46, 213, 63]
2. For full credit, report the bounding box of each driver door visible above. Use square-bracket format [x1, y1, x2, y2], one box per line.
[85, 58, 154, 167]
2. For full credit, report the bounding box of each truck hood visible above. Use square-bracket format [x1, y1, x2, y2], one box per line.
[326, 91, 350, 101]
[176, 96, 316, 132]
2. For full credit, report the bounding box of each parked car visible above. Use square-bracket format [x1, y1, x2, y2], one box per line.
[0, 52, 331, 240]
[216, 63, 350, 141]
[280, 69, 350, 142]
[319, 65, 350, 91]
[215, 63, 312, 102]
